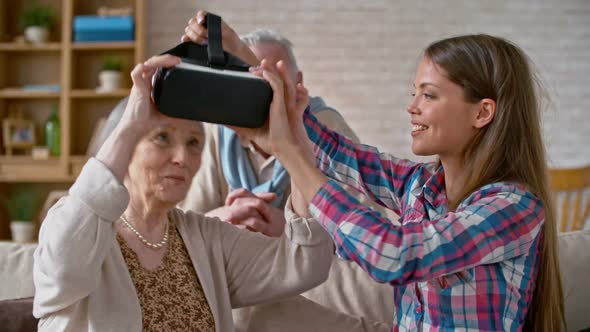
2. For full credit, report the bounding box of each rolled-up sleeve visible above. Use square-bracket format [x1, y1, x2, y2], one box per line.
[223, 197, 333, 308]
[33, 158, 129, 318]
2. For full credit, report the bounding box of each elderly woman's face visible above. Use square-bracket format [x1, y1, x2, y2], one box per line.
[127, 114, 205, 205]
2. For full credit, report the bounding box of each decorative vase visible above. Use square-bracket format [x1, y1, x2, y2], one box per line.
[98, 70, 122, 92]
[24, 26, 49, 44]
[10, 221, 35, 243]
[45, 104, 61, 156]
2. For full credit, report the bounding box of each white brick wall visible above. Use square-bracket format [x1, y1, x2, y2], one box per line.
[147, 0, 590, 168]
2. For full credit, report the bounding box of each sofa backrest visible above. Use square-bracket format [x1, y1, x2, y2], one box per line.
[0, 242, 36, 301]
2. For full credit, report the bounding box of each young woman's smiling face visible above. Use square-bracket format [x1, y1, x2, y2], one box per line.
[407, 57, 481, 160]
[127, 114, 205, 206]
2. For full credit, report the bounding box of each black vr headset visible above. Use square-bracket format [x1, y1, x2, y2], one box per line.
[152, 14, 272, 128]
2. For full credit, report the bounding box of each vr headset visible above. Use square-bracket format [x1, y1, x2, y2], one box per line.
[152, 13, 272, 128]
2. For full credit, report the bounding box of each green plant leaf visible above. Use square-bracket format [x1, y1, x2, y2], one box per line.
[1, 191, 38, 221]
[102, 55, 123, 71]
[19, 3, 56, 30]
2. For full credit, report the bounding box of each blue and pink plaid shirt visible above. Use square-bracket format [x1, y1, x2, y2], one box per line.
[303, 111, 544, 331]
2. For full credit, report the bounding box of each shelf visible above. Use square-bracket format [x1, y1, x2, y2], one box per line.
[0, 42, 62, 52]
[70, 155, 88, 178]
[72, 41, 136, 51]
[0, 88, 60, 99]
[71, 89, 130, 98]
[0, 156, 71, 182]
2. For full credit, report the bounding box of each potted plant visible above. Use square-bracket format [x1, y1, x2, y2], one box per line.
[19, 3, 56, 44]
[2, 191, 38, 243]
[98, 55, 123, 92]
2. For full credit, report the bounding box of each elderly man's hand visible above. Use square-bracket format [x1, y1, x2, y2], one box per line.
[206, 189, 285, 237]
[180, 10, 258, 66]
[227, 189, 286, 237]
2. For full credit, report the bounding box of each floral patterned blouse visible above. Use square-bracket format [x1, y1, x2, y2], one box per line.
[117, 218, 216, 332]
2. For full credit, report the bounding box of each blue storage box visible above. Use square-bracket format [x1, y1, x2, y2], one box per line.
[73, 16, 134, 42]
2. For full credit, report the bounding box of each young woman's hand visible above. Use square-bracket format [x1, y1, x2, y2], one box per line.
[181, 10, 258, 66]
[260, 60, 311, 157]
[227, 60, 309, 160]
[275, 61, 314, 161]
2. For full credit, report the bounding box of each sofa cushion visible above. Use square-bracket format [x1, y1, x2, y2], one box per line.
[0, 297, 38, 332]
[559, 230, 590, 331]
[0, 242, 36, 301]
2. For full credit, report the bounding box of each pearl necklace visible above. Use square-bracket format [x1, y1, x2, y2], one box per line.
[120, 214, 169, 250]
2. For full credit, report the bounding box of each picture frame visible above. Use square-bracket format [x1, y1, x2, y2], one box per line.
[2, 118, 36, 155]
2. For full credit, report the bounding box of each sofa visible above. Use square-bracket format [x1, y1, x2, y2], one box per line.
[1, 230, 589, 332]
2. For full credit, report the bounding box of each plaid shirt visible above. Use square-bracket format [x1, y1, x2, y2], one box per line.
[303, 111, 544, 331]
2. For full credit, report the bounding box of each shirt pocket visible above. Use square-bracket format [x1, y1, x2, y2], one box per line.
[400, 207, 423, 224]
[429, 270, 474, 292]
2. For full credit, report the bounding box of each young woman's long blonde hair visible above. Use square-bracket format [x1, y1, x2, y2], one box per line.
[425, 35, 565, 331]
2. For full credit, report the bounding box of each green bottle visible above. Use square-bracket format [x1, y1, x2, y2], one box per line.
[45, 104, 61, 156]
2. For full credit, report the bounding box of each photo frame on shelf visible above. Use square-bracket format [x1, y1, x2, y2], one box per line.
[2, 117, 36, 156]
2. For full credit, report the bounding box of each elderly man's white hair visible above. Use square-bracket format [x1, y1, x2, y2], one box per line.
[240, 29, 299, 73]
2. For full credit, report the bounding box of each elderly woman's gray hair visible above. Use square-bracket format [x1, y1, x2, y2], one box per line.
[88, 96, 206, 157]
[87, 97, 128, 157]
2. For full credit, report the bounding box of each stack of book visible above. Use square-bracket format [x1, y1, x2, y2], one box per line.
[73, 16, 134, 42]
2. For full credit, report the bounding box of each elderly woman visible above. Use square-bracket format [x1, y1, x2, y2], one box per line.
[32, 55, 332, 332]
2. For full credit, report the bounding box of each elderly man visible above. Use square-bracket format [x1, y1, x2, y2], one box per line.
[179, 28, 360, 237]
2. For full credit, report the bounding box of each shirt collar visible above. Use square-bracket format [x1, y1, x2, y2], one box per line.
[412, 164, 447, 207]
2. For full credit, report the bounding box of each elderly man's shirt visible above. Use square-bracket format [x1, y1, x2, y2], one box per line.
[179, 107, 361, 213]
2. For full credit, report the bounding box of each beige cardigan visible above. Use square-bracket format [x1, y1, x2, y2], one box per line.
[33, 158, 332, 332]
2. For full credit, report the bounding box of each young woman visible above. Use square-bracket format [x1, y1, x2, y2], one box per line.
[269, 34, 565, 331]
[184, 14, 565, 330]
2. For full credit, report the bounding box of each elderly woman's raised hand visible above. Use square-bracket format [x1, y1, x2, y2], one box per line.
[95, 54, 180, 183]
[120, 55, 181, 136]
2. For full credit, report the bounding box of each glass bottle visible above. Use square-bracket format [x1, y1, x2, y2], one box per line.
[45, 104, 61, 156]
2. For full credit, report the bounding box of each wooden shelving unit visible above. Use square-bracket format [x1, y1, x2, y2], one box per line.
[0, 0, 145, 239]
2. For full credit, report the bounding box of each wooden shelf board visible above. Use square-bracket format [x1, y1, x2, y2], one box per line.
[0, 156, 61, 163]
[0, 175, 73, 183]
[70, 155, 88, 162]
[71, 89, 130, 98]
[72, 42, 136, 51]
[0, 156, 72, 183]
[0, 43, 62, 52]
[0, 88, 60, 99]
